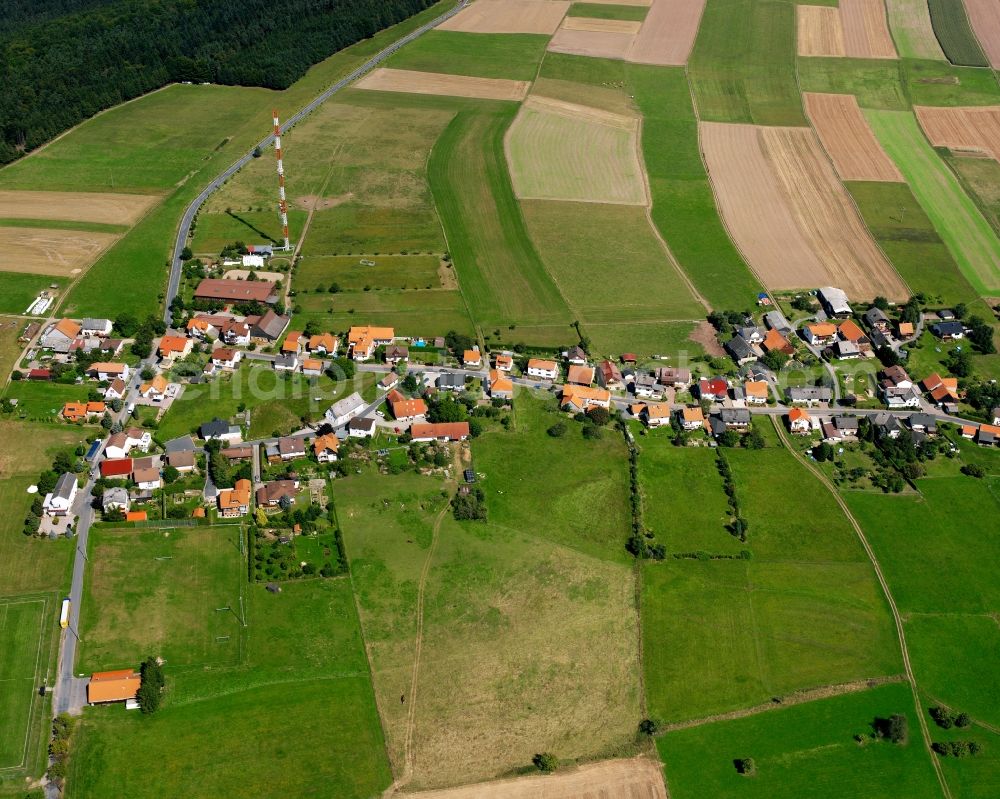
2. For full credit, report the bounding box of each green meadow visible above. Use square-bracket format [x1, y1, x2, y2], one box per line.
[386, 31, 549, 81]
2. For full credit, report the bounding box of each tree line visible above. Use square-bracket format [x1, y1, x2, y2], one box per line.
[0, 0, 435, 163]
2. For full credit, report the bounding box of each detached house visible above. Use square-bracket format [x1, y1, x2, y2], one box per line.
[932, 321, 964, 340]
[391, 397, 428, 423]
[199, 418, 242, 444]
[696, 377, 729, 401]
[803, 322, 837, 346]
[139, 374, 168, 401]
[881, 384, 921, 409]
[104, 378, 127, 401]
[211, 348, 241, 370]
[80, 318, 113, 337]
[256, 480, 299, 508]
[494, 354, 514, 373]
[565, 346, 588, 366]
[487, 369, 513, 401]
[348, 326, 394, 361]
[158, 335, 192, 361]
[762, 328, 794, 355]
[560, 385, 611, 413]
[640, 403, 672, 428]
[409, 422, 470, 442]
[325, 392, 366, 428]
[725, 335, 760, 365]
[313, 434, 339, 464]
[710, 408, 751, 436]
[526, 359, 558, 380]
[385, 345, 409, 365]
[308, 333, 339, 356]
[596, 360, 624, 391]
[678, 406, 706, 431]
[656, 367, 691, 389]
[88, 362, 129, 382]
[785, 386, 833, 406]
[744, 381, 769, 405]
[462, 349, 482, 369]
[566, 364, 595, 386]
[864, 307, 891, 335]
[218, 479, 252, 518]
[788, 407, 811, 434]
[43, 473, 78, 517]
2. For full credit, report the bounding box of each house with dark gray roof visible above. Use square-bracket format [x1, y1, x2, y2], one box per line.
[785, 386, 833, 405]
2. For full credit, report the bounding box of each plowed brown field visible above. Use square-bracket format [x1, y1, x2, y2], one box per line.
[438, 0, 570, 34]
[0, 190, 158, 225]
[0, 227, 119, 276]
[963, 0, 1000, 67]
[548, 28, 636, 59]
[701, 122, 907, 299]
[804, 93, 903, 181]
[841, 0, 898, 58]
[798, 5, 846, 56]
[916, 105, 1000, 160]
[400, 757, 667, 799]
[627, 0, 707, 65]
[355, 69, 530, 101]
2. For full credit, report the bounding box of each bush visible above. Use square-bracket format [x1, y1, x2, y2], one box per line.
[532, 752, 557, 773]
[137, 657, 165, 714]
[735, 757, 755, 775]
[961, 463, 985, 479]
[639, 718, 663, 736]
[582, 423, 601, 440]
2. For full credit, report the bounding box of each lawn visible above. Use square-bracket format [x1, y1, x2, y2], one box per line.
[338, 463, 641, 788]
[581, 320, 705, 360]
[867, 110, 1000, 296]
[0, 273, 65, 315]
[428, 105, 574, 330]
[77, 526, 245, 673]
[386, 31, 549, 81]
[0, 597, 47, 769]
[927, 0, 989, 67]
[2, 380, 94, 422]
[847, 181, 981, 307]
[657, 682, 942, 799]
[688, 0, 806, 126]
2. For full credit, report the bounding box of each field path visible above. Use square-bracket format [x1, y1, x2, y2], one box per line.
[770, 416, 952, 799]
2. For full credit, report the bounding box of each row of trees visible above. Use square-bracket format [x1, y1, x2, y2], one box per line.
[0, 0, 436, 162]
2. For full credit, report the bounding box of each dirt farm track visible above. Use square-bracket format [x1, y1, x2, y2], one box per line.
[399, 757, 667, 799]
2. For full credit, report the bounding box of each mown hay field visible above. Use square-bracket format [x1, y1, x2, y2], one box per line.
[627, 0, 706, 65]
[386, 31, 550, 82]
[506, 96, 646, 204]
[0, 190, 158, 226]
[804, 92, 903, 181]
[548, 27, 637, 59]
[885, 0, 946, 60]
[0, 227, 120, 276]
[915, 104, 1000, 160]
[438, 0, 570, 35]
[356, 68, 530, 101]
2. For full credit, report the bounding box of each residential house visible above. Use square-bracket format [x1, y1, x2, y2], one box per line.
[378, 372, 399, 391]
[788, 407, 811, 434]
[281, 331, 302, 354]
[385, 345, 409, 365]
[277, 436, 306, 462]
[80, 318, 113, 337]
[487, 369, 514, 400]
[199, 418, 242, 444]
[307, 333, 339, 356]
[744, 381, 769, 405]
[103, 429, 151, 459]
[88, 362, 129, 382]
[186, 317, 218, 339]
[102, 487, 130, 514]
[710, 408, 751, 436]
[256, 480, 299, 508]
[87, 670, 141, 705]
[218, 479, 252, 518]
[133, 467, 161, 491]
[803, 322, 837, 346]
[62, 401, 105, 422]
[596, 360, 624, 391]
[961, 425, 977, 440]
[908, 414, 937, 434]
[348, 416, 377, 438]
[273, 352, 298, 371]
[762, 328, 794, 355]
[633, 373, 665, 400]
[437, 372, 466, 392]
[211, 348, 241, 370]
[897, 321, 915, 339]
[409, 422, 470, 442]
[462, 349, 482, 368]
[764, 310, 793, 334]
[248, 310, 290, 342]
[931, 321, 964, 340]
[42, 319, 82, 352]
[566, 364, 595, 386]
[725, 335, 760, 365]
[494, 354, 513, 373]
[881, 384, 921, 409]
[301, 358, 322, 377]
[220, 320, 251, 346]
[325, 392, 366, 428]
[837, 319, 870, 352]
[565, 346, 588, 366]
[696, 377, 729, 401]
[640, 403, 672, 428]
[392, 397, 428, 423]
[220, 445, 253, 461]
[976, 423, 1000, 447]
[166, 450, 196, 473]
[348, 325, 394, 361]
[139, 374, 168, 401]
[96, 338, 124, 357]
[835, 339, 861, 360]
[313, 434, 339, 464]
[621, 353, 638, 366]
[737, 326, 765, 345]
[818, 287, 852, 318]
[873, 412, 903, 440]
[99, 458, 133, 479]
[785, 386, 833, 406]
[833, 415, 859, 438]
[863, 307, 891, 334]
[678, 406, 706, 431]
[158, 335, 192, 361]
[881, 365, 913, 389]
[194, 278, 276, 304]
[560, 385, 611, 412]
[656, 367, 692, 389]
[42, 473, 78, 517]
[104, 378, 127, 401]
[821, 420, 843, 444]
[526, 359, 558, 380]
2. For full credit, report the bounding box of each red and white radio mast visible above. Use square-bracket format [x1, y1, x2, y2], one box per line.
[273, 109, 290, 251]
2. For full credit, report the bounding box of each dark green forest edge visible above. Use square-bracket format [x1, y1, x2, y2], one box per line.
[0, 0, 436, 163]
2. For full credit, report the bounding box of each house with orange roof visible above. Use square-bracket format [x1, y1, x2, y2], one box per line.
[158, 335, 192, 361]
[803, 322, 837, 346]
[88, 669, 141, 705]
[837, 319, 869, 349]
[186, 317, 218, 339]
[961, 424, 977, 439]
[526, 358, 558, 380]
[42, 318, 82, 352]
[392, 397, 428, 423]
[348, 326, 394, 361]
[788, 407, 811, 434]
[410, 422, 471, 442]
[88, 362, 129, 382]
[566, 364, 595, 386]
[494, 354, 513, 373]
[281, 331, 302, 353]
[762, 328, 794, 355]
[640, 403, 672, 428]
[217, 478, 252, 517]
[307, 332, 339, 355]
[487, 369, 513, 400]
[977, 423, 1000, 447]
[897, 321, 915, 338]
[313, 433, 339, 464]
[560, 385, 611, 413]
[678, 406, 705, 431]
[744, 381, 769, 405]
[139, 373, 168, 401]
[462, 349, 482, 368]
[62, 402, 94, 422]
[301, 358, 323, 377]
[211, 348, 241, 370]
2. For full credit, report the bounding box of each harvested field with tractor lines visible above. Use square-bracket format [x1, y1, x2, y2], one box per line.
[355, 68, 530, 101]
[799, 1, 896, 59]
[915, 104, 1000, 161]
[506, 95, 646, 205]
[548, 27, 636, 60]
[701, 122, 908, 299]
[438, 0, 570, 35]
[0, 190, 158, 226]
[797, 5, 846, 57]
[627, 0, 707, 66]
[562, 16, 642, 34]
[963, 0, 1000, 68]
[885, 0, 947, 60]
[804, 93, 903, 181]
[0, 227, 119, 275]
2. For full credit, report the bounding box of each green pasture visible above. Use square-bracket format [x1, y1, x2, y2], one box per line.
[582, 321, 705, 359]
[0, 272, 64, 315]
[657, 682, 942, 799]
[295, 254, 443, 292]
[189, 210, 307, 255]
[867, 110, 1000, 296]
[885, 0, 947, 61]
[797, 58, 909, 111]
[927, 0, 988, 67]
[567, 2, 648, 21]
[386, 31, 549, 81]
[945, 155, 1000, 237]
[0, 598, 46, 769]
[1, 381, 93, 422]
[904, 59, 1000, 107]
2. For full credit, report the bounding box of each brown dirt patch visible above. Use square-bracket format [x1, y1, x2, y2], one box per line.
[548, 28, 636, 59]
[355, 68, 529, 102]
[293, 193, 352, 211]
[0, 190, 158, 226]
[961, 0, 1000, 67]
[564, 17, 642, 34]
[840, 0, 897, 58]
[399, 757, 667, 799]
[627, 0, 707, 65]
[689, 321, 725, 357]
[916, 105, 1000, 161]
[804, 93, 904, 181]
[701, 122, 907, 300]
[438, 259, 458, 290]
[438, 0, 570, 34]
[797, 5, 845, 56]
[0, 227, 120, 276]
